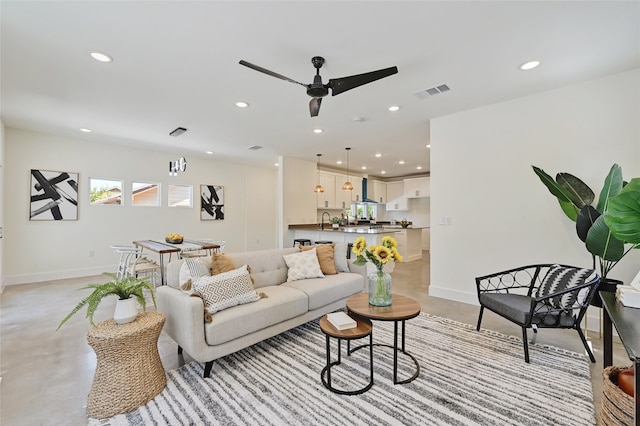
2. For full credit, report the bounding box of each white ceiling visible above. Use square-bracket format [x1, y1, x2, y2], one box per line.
[2, 1, 639, 179]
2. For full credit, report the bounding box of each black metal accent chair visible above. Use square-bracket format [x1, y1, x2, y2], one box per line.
[475, 264, 600, 363]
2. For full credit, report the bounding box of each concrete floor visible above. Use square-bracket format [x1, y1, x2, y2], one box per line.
[0, 251, 629, 425]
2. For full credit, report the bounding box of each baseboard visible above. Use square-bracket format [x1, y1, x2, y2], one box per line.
[4, 265, 113, 286]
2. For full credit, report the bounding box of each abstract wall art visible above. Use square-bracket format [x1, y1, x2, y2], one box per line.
[30, 169, 79, 220]
[200, 184, 224, 220]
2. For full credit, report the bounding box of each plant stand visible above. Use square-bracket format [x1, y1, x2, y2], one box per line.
[86, 311, 166, 419]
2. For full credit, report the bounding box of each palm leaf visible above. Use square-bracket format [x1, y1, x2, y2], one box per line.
[556, 172, 594, 208]
[596, 164, 623, 213]
[532, 166, 579, 221]
[585, 215, 624, 261]
[605, 178, 640, 245]
[576, 205, 600, 243]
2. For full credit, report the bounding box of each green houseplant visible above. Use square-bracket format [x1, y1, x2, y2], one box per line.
[532, 164, 639, 302]
[57, 272, 156, 329]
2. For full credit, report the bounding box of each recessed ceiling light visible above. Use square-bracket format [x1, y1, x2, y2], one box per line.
[426, 144, 431, 148]
[375, 153, 382, 158]
[274, 163, 279, 167]
[381, 170, 387, 174]
[416, 166, 423, 170]
[79, 128, 92, 133]
[235, 101, 249, 108]
[206, 151, 214, 155]
[520, 60, 540, 70]
[313, 128, 323, 134]
[398, 160, 405, 165]
[90, 52, 112, 63]
[361, 166, 367, 170]
[336, 160, 342, 165]
[388, 105, 400, 112]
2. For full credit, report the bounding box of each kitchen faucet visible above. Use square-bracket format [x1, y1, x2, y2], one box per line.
[321, 211, 330, 230]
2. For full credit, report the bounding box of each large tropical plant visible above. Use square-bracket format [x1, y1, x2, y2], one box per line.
[57, 272, 156, 329]
[532, 164, 639, 280]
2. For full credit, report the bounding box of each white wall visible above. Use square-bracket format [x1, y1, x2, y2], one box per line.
[4, 128, 278, 285]
[430, 69, 640, 313]
[280, 156, 317, 247]
[0, 120, 4, 292]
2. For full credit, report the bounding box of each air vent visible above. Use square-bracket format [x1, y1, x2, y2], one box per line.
[414, 84, 451, 100]
[169, 127, 187, 137]
[248, 145, 263, 151]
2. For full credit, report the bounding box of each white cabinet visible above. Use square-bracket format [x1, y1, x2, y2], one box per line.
[404, 177, 429, 198]
[351, 177, 363, 203]
[386, 181, 409, 211]
[368, 180, 387, 203]
[316, 172, 336, 209]
[334, 174, 353, 210]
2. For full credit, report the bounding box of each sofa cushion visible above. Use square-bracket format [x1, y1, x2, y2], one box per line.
[192, 265, 261, 314]
[179, 258, 211, 291]
[211, 252, 237, 275]
[283, 248, 324, 282]
[283, 273, 364, 310]
[333, 243, 350, 273]
[204, 285, 308, 345]
[227, 247, 300, 289]
[300, 244, 338, 275]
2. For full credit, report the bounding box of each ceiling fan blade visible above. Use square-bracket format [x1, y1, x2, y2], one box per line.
[309, 98, 322, 117]
[239, 60, 307, 87]
[328, 66, 398, 96]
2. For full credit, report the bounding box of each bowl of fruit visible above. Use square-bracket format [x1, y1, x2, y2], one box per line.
[165, 233, 184, 244]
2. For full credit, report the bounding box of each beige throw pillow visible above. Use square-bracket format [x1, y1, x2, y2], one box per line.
[283, 248, 324, 282]
[211, 252, 237, 275]
[300, 244, 338, 275]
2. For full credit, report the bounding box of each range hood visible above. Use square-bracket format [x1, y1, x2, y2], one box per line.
[359, 177, 380, 204]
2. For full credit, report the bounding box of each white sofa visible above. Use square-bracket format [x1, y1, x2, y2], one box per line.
[157, 246, 367, 377]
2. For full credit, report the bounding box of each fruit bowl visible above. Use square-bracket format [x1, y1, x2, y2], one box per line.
[165, 237, 183, 244]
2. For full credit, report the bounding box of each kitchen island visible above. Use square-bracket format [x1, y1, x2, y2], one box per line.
[289, 224, 424, 262]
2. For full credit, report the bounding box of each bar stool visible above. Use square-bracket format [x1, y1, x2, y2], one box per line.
[293, 239, 312, 247]
[347, 243, 354, 259]
[315, 240, 333, 245]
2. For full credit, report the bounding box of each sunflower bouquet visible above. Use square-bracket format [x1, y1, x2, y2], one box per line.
[352, 236, 403, 306]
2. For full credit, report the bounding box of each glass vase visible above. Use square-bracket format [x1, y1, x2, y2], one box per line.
[368, 268, 392, 306]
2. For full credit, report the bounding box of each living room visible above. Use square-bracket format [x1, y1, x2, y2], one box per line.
[1, 1, 639, 425]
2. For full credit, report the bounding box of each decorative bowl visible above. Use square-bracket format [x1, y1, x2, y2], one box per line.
[165, 237, 183, 244]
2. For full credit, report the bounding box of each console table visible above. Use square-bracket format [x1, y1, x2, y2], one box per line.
[601, 291, 639, 426]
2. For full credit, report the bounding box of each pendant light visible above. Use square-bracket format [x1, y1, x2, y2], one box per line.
[313, 154, 324, 193]
[342, 147, 353, 191]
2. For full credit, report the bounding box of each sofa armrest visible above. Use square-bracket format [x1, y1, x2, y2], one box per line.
[156, 286, 209, 360]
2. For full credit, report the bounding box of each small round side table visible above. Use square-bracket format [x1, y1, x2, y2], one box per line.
[319, 314, 374, 395]
[86, 311, 167, 419]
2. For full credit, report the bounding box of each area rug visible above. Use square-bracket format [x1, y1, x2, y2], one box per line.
[88, 313, 595, 426]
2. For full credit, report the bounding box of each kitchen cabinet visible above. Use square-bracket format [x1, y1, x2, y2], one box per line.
[316, 172, 336, 209]
[334, 174, 353, 210]
[404, 177, 429, 198]
[351, 177, 363, 203]
[386, 181, 409, 211]
[368, 180, 387, 203]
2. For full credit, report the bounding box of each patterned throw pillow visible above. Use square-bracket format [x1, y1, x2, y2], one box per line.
[536, 264, 597, 308]
[283, 248, 324, 282]
[300, 244, 338, 275]
[192, 264, 261, 314]
[179, 258, 211, 291]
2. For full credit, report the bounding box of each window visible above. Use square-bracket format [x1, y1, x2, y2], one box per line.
[132, 181, 160, 206]
[352, 203, 378, 220]
[168, 184, 193, 207]
[90, 178, 122, 205]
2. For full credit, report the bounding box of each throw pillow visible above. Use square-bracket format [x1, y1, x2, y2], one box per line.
[211, 252, 237, 275]
[283, 248, 324, 282]
[179, 258, 211, 291]
[192, 264, 261, 314]
[300, 244, 338, 275]
[536, 264, 597, 308]
[333, 242, 350, 273]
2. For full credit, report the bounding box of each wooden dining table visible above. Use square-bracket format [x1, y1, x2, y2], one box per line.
[132, 239, 220, 285]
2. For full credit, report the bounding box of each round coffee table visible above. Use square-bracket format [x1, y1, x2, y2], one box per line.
[346, 293, 421, 384]
[319, 314, 374, 395]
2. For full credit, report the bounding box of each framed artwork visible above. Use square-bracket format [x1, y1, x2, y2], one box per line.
[200, 184, 224, 220]
[30, 169, 79, 220]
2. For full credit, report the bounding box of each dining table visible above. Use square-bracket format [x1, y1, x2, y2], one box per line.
[132, 239, 220, 285]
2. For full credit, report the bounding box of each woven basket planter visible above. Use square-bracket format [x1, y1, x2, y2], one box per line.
[602, 366, 634, 426]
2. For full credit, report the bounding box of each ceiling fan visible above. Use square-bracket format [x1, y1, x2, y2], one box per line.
[239, 56, 398, 117]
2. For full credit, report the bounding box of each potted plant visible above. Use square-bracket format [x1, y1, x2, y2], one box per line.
[57, 272, 156, 329]
[331, 216, 341, 228]
[532, 164, 640, 305]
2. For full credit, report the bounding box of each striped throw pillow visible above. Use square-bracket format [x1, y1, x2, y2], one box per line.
[536, 265, 597, 308]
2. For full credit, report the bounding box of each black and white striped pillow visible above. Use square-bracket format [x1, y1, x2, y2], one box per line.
[536, 265, 597, 308]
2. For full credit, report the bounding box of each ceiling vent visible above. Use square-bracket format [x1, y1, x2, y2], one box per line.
[248, 145, 263, 151]
[414, 84, 451, 100]
[169, 127, 187, 137]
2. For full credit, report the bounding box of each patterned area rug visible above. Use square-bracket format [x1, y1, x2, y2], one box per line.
[89, 313, 595, 425]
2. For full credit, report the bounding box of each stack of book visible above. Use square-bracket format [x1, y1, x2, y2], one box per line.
[326, 312, 357, 330]
[616, 270, 640, 308]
